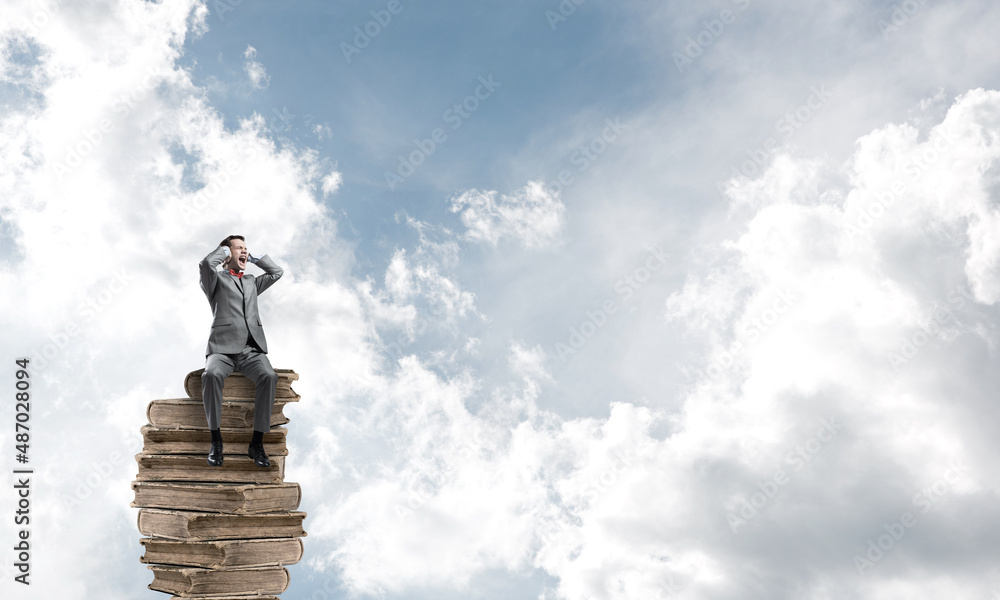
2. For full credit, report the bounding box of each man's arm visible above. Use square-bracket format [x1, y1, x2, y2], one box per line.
[199, 246, 229, 298]
[252, 254, 283, 295]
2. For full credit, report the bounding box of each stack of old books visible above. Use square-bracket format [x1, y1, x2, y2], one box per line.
[131, 368, 306, 599]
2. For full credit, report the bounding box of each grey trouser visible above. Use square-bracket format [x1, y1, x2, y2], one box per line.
[201, 345, 277, 433]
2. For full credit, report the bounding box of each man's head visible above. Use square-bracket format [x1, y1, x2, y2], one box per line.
[220, 234, 248, 271]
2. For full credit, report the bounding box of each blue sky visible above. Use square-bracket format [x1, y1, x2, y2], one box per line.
[179, 1, 680, 419]
[5, 1, 1000, 599]
[187, 2, 638, 199]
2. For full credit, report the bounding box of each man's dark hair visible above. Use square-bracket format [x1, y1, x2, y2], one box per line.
[220, 234, 245, 248]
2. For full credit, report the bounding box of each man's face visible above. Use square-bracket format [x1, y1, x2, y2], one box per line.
[227, 239, 249, 271]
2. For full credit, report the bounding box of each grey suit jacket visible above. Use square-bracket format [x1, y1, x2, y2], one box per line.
[199, 246, 283, 356]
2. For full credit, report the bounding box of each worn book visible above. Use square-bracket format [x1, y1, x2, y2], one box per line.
[140, 425, 288, 456]
[184, 368, 300, 400]
[146, 398, 290, 429]
[137, 508, 308, 541]
[134, 453, 284, 484]
[140, 537, 304, 568]
[169, 596, 279, 600]
[131, 481, 301, 513]
[147, 564, 289, 596]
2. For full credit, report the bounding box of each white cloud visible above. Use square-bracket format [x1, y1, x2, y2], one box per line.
[450, 180, 565, 249]
[508, 342, 551, 383]
[384, 248, 415, 300]
[242, 44, 269, 89]
[362, 228, 480, 361]
[646, 88, 1000, 598]
[313, 122, 332, 140]
[321, 170, 342, 197]
[382, 219, 479, 322]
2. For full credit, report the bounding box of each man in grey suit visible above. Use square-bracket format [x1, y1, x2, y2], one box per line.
[199, 234, 283, 468]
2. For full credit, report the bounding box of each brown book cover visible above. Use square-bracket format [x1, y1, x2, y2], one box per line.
[134, 453, 284, 484]
[140, 425, 288, 456]
[146, 398, 290, 429]
[169, 597, 280, 600]
[184, 368, 300, 400]
[131, 481, 301, 513]
[140, 537, 304, 568]
[137, 508, 307, 541]
[147, 564, 289, 596]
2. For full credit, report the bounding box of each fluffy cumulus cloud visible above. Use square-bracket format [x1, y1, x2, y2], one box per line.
[450, 180, 565, 249]
[242, 44, 269, 89]
[651, 88, 1000, 598]
[321, 170, 342, 197]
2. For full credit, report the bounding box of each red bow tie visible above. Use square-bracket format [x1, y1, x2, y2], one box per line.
[229, 269, 244, 279]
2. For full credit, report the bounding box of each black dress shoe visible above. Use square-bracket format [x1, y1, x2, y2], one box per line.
[248, 443, 271, 468]
[207, 441, 224, 466]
